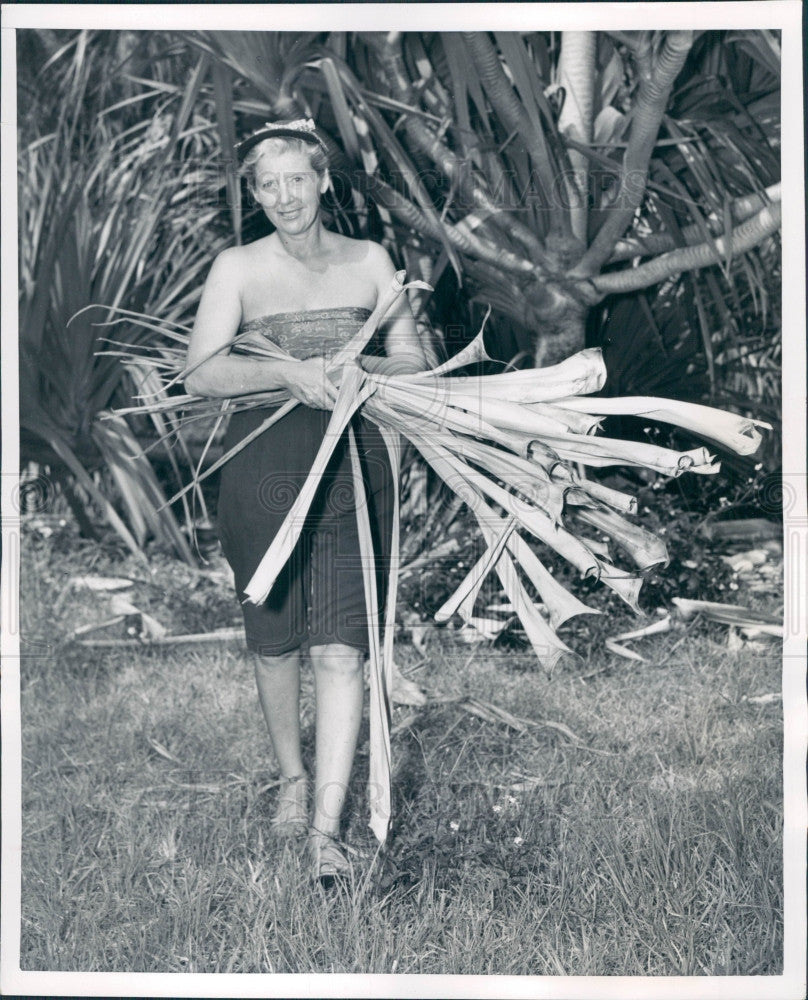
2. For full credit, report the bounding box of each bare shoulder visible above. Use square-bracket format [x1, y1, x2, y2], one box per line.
[365, 242, 402, 301]
[205, 239, 273, 299]
[363, 239, 396, 271]
[351, 239, 398, 285]
[207, 244, 247, 280]
[213, 239, 270, 271]
[323, 232, 393, 268]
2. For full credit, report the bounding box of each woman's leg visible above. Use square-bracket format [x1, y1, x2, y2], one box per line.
[309, 642, 364, 837]
[254, 649, 305, 778]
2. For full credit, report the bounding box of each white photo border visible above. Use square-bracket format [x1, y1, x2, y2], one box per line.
[2, 4, 805, 998]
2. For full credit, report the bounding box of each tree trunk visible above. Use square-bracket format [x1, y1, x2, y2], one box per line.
[557, 31, 597, 245]
[528, 280, 589, 368]
[532, 305, 588, 368]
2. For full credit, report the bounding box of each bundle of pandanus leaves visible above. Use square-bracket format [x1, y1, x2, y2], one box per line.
[102, 271, 769, 841]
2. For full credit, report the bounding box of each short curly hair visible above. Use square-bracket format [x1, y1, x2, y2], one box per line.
[241, 136, 329, 190]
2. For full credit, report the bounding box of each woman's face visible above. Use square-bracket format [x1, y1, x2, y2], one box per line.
[252, 147, 328, 236]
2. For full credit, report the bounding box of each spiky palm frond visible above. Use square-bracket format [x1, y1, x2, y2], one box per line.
[18, 30, 231, 560]
[173, 29, 779, 393]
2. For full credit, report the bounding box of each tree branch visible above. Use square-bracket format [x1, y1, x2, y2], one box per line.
[372, 178, 536, 278]
[461, 31, 565, 232]
[590, 201, 781, 297]
[375, 33, 554, 268]
[557, 31, 597, 244]
[604, 30, 650, 55]
[573, 30, 694, 276]
[608, 184, 781, 262]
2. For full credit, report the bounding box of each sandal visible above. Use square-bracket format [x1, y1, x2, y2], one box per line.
[269, 773, 309, 838]
[308, 827, 354, 887]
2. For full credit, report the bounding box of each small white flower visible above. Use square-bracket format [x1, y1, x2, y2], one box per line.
[513, 836, 524, 846]
[507, 795, 518, 805]
[492, 805, 502, 814]
[449, 820, 460, 832]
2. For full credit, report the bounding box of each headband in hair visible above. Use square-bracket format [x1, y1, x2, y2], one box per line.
[235, 118, 328, 159]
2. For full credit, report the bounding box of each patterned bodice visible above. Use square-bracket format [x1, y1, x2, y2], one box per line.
[240, 306, 372, 360]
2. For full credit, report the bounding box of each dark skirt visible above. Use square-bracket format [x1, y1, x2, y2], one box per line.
[217, 404, 394, 656]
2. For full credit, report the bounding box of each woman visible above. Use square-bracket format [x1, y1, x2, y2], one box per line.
[185, 120, 426, 883]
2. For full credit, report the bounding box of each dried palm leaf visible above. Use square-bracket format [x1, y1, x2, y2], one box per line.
[108, 270, 767, 844]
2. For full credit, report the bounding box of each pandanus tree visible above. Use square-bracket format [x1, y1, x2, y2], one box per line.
[194, 28, 780, 409]
[17, 28, 781, 557]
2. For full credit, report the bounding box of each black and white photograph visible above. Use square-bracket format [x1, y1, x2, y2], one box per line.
[1, 3, 805, 998]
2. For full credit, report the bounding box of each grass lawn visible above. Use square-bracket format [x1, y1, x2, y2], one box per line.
[16, 521, 783, 975]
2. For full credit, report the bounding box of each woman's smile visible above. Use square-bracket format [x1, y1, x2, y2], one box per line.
[253, 148, 326, 236]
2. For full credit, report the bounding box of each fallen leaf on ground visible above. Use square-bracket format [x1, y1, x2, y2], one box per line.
[391, 710, 421, 735]
[391, 662, 428, 706]
[672, 597, 781, 630]
[68, 615, 126, 639]
[605, 639, 647, 662]
[399, 612, 432, 654]
[69, 575, 134, 591]
[700, 518, 780, 542]
[611, 616, 672, 643]
[110, 595, 168, 639]
[603, 615, 672, 661]
[720, 549, 769, 573]
[148, 739, 183, 764]
[75, 627, 244, 647]
[739, 624, 783, 639]
[742, 692, 782, 705]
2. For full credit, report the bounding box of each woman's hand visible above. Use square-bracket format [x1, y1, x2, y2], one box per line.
[280, 357, 338, 409]
[358, 353, 426, 377]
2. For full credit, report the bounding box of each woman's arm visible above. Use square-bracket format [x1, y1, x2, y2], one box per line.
[360, 244, 429, 377]
[185, 250, 336, 408]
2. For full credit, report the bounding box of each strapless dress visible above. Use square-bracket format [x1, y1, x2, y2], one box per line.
[216, 307, 393, 657]
[239, 305, 374, 360]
